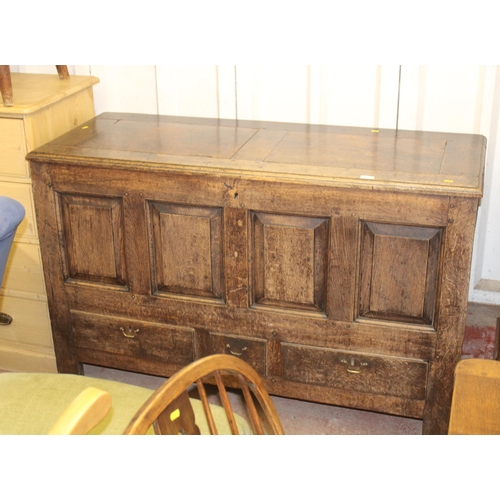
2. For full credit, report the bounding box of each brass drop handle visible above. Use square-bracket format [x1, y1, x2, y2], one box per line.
[226, 344, 247, 356]
[340, 357, 368, 374]
[120, 326, 139, 338]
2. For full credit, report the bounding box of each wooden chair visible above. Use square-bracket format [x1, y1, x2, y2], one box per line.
[48, 387, 112, 435]
[0, 65, 69, 106]
[124, 354, 285, 435]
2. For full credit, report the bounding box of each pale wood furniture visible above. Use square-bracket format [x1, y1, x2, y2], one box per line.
[448, 358, 500, 434]
[28, 113, 486, 434]
[125, 354, 284, 435]
[48, 386, 112, 435]
[0, 72, 99, 372]
[496, 317, 500, 361]
[0, 65, 69, 107]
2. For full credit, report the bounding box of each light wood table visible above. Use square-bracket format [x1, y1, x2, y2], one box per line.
[449, 358, 500, 434]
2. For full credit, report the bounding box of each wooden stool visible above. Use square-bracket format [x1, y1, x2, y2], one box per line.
[448, 358, 500, 434]
[0, 65, 69, 106]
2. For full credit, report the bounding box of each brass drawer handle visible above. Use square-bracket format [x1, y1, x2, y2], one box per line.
[226, 344, 247, 356]
[120, 326, 139, 338]
[340, 357, 368, 374]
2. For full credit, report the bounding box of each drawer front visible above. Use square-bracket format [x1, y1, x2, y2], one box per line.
[3, 241, 46, 296]
[71, 311, 195, 365]
[210, 332, 267, 376]
[0, 118, 28, 178]
[0, 295, 52, 348]
[281, 343, 428, 400]
[0, 181, 37, 240]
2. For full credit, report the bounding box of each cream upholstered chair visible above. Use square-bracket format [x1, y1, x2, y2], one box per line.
[0, 372, 162, 434]
[0, 355, 283, 435]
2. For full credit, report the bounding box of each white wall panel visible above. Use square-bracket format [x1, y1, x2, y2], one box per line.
[235, 65, 312, 123]
[470, 66, 500, 301]
[89, 65, 158, 115]
[398, 65, 488, 133]
[235, 65, 400, 128]
[156, 65, 236, 119]
[308, 65, 400, 128]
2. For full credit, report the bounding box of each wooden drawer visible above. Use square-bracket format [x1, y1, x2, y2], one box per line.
[0, 181, 37, 240]
[0, 295, 52, 348]
[281, 343, 429, 400]
[3, 241, 46, 296]
[209, 332, 267, 376]
[71, 311, 195, 365]
[0, 118, 28, 178]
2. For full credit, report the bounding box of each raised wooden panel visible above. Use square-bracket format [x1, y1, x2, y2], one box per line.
[250, 212, 329, 314]
[358, 222, 442, 325]
[59, 194, 127, 287]
[282, 343, 429, 400]
[149, 202, 224, 301]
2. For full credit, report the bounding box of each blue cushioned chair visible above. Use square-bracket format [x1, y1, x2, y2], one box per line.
[0, 196, 25, 325]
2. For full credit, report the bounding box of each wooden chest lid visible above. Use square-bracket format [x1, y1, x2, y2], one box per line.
[27, 112, 486, 197]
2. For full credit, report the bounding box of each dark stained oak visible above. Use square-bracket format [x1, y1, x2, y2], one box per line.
[28, 113, 486, 434]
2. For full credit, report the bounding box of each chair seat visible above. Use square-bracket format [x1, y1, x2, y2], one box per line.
[0, 372, 253, 435]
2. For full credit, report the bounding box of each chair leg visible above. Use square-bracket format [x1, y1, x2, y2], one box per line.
[495, 317, 500, 361]
[56, 65, 70, 80]
[0, 65, 13, 107]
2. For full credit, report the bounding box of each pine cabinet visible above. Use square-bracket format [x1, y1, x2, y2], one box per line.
[28, 113, 485, 433]
[0, 72, 98, 371]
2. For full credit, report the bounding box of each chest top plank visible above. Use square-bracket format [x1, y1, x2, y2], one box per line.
[27, 113, 486, 198]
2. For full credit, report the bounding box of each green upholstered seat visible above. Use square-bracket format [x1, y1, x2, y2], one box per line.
[0, 372, 252, 435]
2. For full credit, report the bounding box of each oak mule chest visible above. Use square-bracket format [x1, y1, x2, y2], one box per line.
[28, 113, 486, 434]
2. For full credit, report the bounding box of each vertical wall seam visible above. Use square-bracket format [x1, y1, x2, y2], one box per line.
[374, 65, 382, 129]
[215, 66, 220, 119]
[396, 65, 402, 131]
[306, 65, 311, 124]
[234, 65, 238, 121]
[154, 65, 159, 115]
